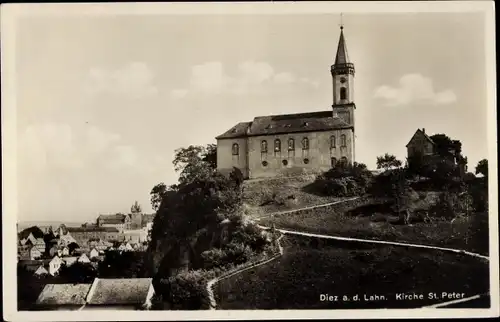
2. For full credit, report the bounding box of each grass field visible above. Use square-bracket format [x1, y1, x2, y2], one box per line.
[215, 235, 490, 310]
[258, 205, 489, 255]
[242, 175, 341, 217]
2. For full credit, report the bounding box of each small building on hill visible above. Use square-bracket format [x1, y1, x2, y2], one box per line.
[406, 128, 436, 159]
[406, 128, 467, 174]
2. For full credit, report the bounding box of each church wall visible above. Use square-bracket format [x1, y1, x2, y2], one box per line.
[246, 129, 354, 179]
[216, 138, 249, 178]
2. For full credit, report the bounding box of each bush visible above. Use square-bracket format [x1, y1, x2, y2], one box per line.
[158, 269, 215, 310]
[313, 163, 373, 197]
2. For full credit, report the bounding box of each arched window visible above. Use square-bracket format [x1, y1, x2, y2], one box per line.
[232, 143, 239, 156]
[261, 140, 268, 153]
[288, 138, 295, 151]
[340, 87, 347, 100]
[340, 134, 347, 147]
[331, 157, 337, 168]
[302, 137, 309, 150]
[274, 139, 281, 152]
[330, 136, 336, 148]
[341, 156, 348, 167]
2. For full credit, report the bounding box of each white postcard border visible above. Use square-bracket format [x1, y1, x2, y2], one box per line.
[2, 1, 498, 320]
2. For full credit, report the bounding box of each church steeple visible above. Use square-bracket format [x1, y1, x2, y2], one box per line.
[330, 22, 356, 134]
[334, 26, 350, 65]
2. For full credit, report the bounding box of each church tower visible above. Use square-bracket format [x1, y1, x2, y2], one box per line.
[331, 23, 356, 161]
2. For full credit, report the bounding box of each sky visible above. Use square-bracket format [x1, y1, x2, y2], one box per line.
[13, 10, 489, 223]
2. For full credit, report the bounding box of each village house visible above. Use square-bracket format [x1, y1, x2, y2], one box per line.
[65, 226, 122, 245]
[49, 255, 63, 276]
[78, 253, 91, 264]
[216, 26, 356, 179]
[34, 265, 49, 277]
[89, 248, 99, 259]
[29, 246, 42, 260]
[18, 244, 31, 260]
[97, 211, 155, 234]
[18, 259, 51, 273]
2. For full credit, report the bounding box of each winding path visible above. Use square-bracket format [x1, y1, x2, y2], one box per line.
[209, 198, 489, 309]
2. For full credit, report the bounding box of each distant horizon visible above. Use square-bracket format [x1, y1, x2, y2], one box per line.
[12, 11, 489, 223]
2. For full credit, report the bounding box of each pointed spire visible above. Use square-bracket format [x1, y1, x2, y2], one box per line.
[335, 25, 350, 65]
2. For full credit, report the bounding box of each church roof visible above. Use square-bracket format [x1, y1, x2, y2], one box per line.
[216, 111, 351, 139]
[216, 121, 252, 139]
[334, 27, 350, 65]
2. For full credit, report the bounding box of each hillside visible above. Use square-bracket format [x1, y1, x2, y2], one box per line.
[215, 235, 489, 309]
[242, 175, 343, 218]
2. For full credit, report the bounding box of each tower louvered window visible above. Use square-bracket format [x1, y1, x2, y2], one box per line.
[340, 87, 347, 100]
[288, 138, 295, 151]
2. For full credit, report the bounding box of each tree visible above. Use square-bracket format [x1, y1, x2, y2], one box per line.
[150, 182, 167, 212]
[59, 262, 98, 283]
[173, 145, 219, 185]
[98, 250, 150, 278]
[430, 134, 462, 160]
[475, 159, 488, 177]
[202, 143, 217, 169]
[376, 153, 402, 171]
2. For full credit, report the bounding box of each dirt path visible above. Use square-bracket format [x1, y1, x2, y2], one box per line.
[254, 196, 360, 221]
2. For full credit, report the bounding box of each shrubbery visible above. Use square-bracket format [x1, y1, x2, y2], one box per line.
[155, 269, 215, 310]
[312, 162, 373, 197]
[201, 242, 254, 270]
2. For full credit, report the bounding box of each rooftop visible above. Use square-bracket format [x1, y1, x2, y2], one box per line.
[216, 110, 353, 139]
[36, 283, 92, 306]
[88, 278, 153, 305]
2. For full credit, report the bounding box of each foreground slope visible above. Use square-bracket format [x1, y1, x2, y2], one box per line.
[215, 235, 489, 309]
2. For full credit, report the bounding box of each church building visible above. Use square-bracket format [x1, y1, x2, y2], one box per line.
[216, 26, 356, 179]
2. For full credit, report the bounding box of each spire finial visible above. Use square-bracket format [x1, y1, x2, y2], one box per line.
[340, 13, 344, 30]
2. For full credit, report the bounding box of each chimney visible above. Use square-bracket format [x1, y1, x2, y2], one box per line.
[422, 128, 425, 134]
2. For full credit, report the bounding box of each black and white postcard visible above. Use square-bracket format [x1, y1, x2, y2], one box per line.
[2, 1, 498, 320]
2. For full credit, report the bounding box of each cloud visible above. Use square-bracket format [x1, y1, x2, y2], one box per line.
[18, 123, 146, 172]
[84, 62, 158, 98]
[170, 88, 189, 99]
[373, 73, 457, 106]
[173, 61, 319, 98]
